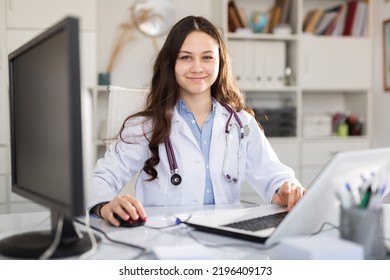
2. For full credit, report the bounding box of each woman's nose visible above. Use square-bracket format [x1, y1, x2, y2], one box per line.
[190, 59, 203, 72]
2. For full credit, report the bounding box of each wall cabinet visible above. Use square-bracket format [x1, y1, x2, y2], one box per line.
[300, 37, 371, 90]
[213, 0, 373, 199]
[0, 0, 96, 213]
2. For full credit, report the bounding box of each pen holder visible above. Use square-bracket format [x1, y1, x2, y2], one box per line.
[340, 207, 387, 259]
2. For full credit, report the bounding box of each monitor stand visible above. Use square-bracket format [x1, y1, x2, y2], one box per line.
[0, 212, 101, 259]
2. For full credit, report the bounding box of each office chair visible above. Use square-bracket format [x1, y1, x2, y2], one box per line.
[106, 86, 148, 139]
[106, 86, 148, 196]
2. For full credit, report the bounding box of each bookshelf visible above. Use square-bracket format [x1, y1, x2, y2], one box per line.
[212, 0, 373, 197]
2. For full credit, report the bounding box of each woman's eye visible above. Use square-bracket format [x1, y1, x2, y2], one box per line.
[179, 56, 191, 61]
[203, 56, 213, 61]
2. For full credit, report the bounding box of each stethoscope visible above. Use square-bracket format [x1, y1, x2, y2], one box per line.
[165, 101, 250, 186]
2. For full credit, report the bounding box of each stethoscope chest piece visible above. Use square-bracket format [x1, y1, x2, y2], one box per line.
[171, 173, 182, 186]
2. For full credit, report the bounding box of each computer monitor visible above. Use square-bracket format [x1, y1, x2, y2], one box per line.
[0, 16, 99, 259]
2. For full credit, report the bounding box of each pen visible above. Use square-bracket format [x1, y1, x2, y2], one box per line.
[345, 182, 358, 205]
[368, 188, 383, 210]
[359, 186, 372, 208]
[376, 184, 386, 197]
[336, 189, 351, 209]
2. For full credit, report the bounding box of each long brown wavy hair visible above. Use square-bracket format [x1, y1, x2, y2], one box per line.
[117, 15, 252, 181]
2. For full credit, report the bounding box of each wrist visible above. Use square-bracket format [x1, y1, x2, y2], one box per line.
[96, 202, 109, 218]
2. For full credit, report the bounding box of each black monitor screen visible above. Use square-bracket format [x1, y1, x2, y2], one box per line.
[0, 17, 98, 259]
[11, 18, 83, 216]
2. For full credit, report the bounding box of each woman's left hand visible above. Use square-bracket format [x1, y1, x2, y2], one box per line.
[272, 181, 307, 211]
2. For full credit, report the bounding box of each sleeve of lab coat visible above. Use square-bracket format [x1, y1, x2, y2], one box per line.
[87, 117, 151, 209]
[244, 115, 301, 204]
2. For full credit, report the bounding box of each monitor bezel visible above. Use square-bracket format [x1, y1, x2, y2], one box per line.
[0, 16, 101, 259]
[8, 16, 84, 218]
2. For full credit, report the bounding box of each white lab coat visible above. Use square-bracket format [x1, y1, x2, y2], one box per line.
[88, 102, 299, 209]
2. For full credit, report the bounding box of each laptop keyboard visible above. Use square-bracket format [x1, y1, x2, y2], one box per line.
[222, 211, 288, 232]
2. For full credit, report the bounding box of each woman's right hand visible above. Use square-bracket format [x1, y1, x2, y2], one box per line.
[99, 194, 147, 227]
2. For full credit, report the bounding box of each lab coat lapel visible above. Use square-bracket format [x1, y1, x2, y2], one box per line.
[172, 107, 199, 149]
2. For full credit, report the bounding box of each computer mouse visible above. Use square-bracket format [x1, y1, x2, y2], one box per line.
[113, 213, 146, 228]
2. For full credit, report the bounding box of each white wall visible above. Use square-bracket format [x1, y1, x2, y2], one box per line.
[96, 0, 213, 89]
[372, 1, 390, 147]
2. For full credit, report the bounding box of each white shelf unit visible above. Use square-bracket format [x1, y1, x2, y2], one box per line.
[0, 0, 97, 214]
[89, 85, 110, 162]
[213, 0, 373, 196]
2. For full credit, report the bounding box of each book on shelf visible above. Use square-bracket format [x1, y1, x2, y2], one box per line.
[323, 4, 345, 36]
[267, 2, 281, 33]
[330, 3, 347, 36]
[343, 0, 358, 36]
[237, 6, 248, 28]
[351, 1, 368, 36]
[228, 0, 245, 32]
[266, 0, 292, 33]
[315, 8, 338, 35]
[343, 0, 368, 36]
[361, 6, 369, 36]
[315, 4, 347, 35]
[302, 1, 368, 37]
[280, 0, 291, 24]
[302, 9, 323, 34]
[263, 8, 273, 34]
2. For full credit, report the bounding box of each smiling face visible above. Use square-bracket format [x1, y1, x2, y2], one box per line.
[175, 31, 220, 99]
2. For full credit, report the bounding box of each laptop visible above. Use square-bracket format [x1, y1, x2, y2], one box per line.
[186, 147, 390, 245]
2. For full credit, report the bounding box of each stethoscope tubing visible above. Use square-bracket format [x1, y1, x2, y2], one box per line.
[220, 101, 244, 139]
[165, 138, 178, 173]
[165, 101, 244, 186]
[222, 123, 242, 183]
[165, 138, 182, 186]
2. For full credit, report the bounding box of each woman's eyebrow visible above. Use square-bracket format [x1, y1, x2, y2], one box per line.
[178, 50, 215, 54]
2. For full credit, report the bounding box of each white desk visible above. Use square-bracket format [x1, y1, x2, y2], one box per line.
[0, 204, 389, 260]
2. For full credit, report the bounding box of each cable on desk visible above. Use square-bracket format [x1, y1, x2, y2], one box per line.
[310, 221, 341, 236]
[35, 213, 98, 260]
[311, 221, 390, 257]
[39, 215, 64, 260]
[74, 218, 147, 251]
[143, 214, 193, 230]
[77, 210, 99, 260]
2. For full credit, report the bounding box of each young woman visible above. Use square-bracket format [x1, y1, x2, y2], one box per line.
[89, 16, 306, 226]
